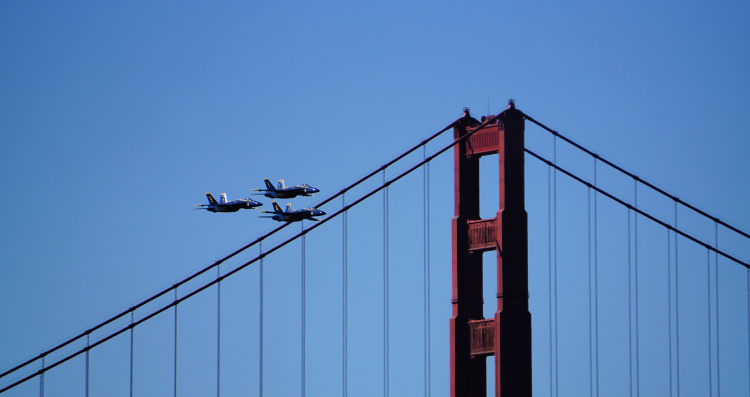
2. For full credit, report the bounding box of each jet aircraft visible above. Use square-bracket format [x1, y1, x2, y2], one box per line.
[253, 179, 319, 199]
[195, 193, 262, 213]
[260, 201, 326, 222]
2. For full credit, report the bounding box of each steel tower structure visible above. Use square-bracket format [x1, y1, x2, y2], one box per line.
[450, 101, 531, 397]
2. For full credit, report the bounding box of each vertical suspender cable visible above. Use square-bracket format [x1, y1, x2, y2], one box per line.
[85, 333, 90, 397]
[548, 163, 554, 397]
[668, 228, 673, 397]
[342, 195, 348, 397]
[628, 207, 633, 397]
[594, 158, 600, 397]
[424, 147, 431, 397]
[715, 222, 721, 397]
[39, 356, 44, 397]
[587, 180, 599, 396]
[594, 158, 599, 397]
[383, 171, 390, 397]
[588, 185, 594, 397]
[174, 288, 178, 397]
[675, 203, 681, 397]
[217, 265, 221, 397]
[548, 136, 559, 397]
[130, 312, 134, 397]
[708, 249, 713, 397]
[553, 137, 559, 397]
[634, 181, 640, 397]
[259, 243, 264, 397]
[301, 223, 306, 397]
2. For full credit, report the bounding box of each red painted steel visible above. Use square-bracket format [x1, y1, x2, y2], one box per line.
[450, 102, 531, 397]
[493, 103, 532, 397]
[466, 124, 500, 158]
[468, 218, 497, 253]
[451, 109, 486, 397]
[469, 319, 495, 357]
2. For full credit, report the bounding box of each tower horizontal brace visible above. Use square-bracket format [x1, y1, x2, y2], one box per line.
[469, 319, 495, 357]
[467, 218, 497, 253]
[465, 122, 501, 157]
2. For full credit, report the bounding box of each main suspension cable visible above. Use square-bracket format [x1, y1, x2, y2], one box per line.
[521, 112, 750, 241]
[525, 149, 750, 270]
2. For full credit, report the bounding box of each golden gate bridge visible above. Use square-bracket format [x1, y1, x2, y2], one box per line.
[1, 102, 748, 396]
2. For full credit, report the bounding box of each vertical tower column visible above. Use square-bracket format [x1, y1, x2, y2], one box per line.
[494, 102, 532, 396]
[450, 109, 485, 397]
[450, 101, 531, 397]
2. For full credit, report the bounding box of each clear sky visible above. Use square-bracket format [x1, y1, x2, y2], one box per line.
[2, 2, 749, 396]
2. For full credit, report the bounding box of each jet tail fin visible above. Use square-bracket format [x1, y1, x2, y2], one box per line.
[219, 193, 228, 204]
[277, 180, 286, 190]
[272, 201, 283, 213]
[264, 178, 275, 191]
[206, 193, 218, 205]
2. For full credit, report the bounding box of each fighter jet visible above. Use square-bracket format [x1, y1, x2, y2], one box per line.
[253, 179, 319, 199]
[259, 201, 326, 222]
[195, 193, 263, 213]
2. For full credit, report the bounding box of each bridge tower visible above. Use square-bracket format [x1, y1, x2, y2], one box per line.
[450, 101, 531, 397]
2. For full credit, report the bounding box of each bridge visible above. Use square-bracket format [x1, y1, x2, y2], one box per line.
[1, 102, 748, 396]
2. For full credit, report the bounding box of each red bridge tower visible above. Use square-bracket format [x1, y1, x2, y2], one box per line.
[450, 101, 531, 397]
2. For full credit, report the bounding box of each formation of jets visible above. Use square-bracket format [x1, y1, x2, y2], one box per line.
[195, 179, 325, 222]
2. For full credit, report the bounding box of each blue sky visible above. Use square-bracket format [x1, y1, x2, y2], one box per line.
[2, 2, 749, 396]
